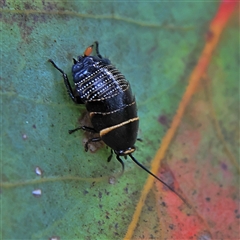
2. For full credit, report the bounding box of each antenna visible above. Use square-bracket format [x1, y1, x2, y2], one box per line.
[129, 153, 189, 206]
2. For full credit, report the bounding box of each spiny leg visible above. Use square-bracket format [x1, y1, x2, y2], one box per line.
[68, 125, 100, 152]
[129, 153, 189, 206]
[107, 149, 113, 162]
[69, 126, 98, 134]
[85, 137, 102, 152]
[48, 59, 83, 104]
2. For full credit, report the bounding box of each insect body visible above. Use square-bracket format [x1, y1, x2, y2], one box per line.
[49, 42, 186, 204]
[72, 46, 139, 157]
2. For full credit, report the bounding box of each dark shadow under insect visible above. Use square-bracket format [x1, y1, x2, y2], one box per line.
[48, 41, 188, 205]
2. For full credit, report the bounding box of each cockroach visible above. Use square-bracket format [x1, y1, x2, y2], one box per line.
[49, 42, 187, 204]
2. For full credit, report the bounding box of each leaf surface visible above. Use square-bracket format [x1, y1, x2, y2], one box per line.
[1, 1, 239, 239]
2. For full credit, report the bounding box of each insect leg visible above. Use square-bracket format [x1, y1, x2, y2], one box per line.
[107, 149, 113, 162]
[116, 155, 125, 175]
[73, 58, 78, 64]
[48, 59, 83, 104]
[69, 126, 98, 134]
[84, 137, 102, 152]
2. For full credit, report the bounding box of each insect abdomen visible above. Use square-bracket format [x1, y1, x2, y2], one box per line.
[84, 75, 139, 151]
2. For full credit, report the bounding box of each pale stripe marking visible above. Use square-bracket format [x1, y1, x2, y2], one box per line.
[100, 117, 139, 137]
[89, 101, 136, 117]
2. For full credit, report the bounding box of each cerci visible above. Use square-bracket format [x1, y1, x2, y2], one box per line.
[49, 42, 186, 203]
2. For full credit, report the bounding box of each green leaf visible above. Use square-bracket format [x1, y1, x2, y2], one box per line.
[3, 1, 238, 239]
